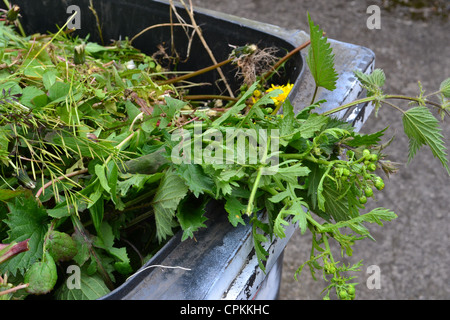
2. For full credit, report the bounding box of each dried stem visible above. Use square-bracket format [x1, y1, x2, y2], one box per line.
[129, 22, 196, 45]
[177, 0, 235, 97]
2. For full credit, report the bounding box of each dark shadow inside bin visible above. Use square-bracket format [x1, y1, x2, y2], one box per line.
[14, 0, 303, 96]
[11, 0, 305, 299]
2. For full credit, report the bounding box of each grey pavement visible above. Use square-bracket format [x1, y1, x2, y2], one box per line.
[191, 0, 450, 300]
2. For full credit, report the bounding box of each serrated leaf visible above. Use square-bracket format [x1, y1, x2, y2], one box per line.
[306, 13, 338, 91]
[440, 77, 450, 98]
[177, 164, 215, 198]
[354, 69, 386, 94]
[176, 196, 208, 241]
[298, 113, 329, 139]
[224, 196, 247, 227]
[321, 208, 397, 236]
[0, 194, 49, 276]
[346, 127, 388, 148]
[152, 168, 189, 242]
[251, 218, 270, 273]
[402, 106, 449, 174]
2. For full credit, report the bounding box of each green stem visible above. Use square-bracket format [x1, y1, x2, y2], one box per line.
[310, 85, 319, 105]
[246, 166, 264, 216]
[385, 94, 442, 108]
[246, 136, 271, 216]
[322, 94, 442, 117]
[322, 96, 378, 116]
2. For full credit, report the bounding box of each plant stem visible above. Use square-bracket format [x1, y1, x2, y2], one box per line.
[385, 94, 442, 108]
[246, 136, 271, 215]
[130, 22, 195, 45]
[35, 168, 88, 198]
[322, 96, 378, 116]
[159, 57, 233, 86]
[183, 94, 238, 101]
[246, 167, 263, 216]
[310, 85, 319, 105]
[322, 94, 443, 117]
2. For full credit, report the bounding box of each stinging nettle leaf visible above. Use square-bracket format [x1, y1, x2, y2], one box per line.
[152, 168, 189, 242]
[0, 194, 49, 276]
[439, 77, 450, 98]
[306, 13, 339, 91]
[402, 106, 449, 174]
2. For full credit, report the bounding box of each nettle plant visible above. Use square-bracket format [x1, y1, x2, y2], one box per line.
[0, 4, 449, 300]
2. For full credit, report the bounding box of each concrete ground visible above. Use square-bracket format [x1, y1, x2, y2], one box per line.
[191, 0, 450, 300]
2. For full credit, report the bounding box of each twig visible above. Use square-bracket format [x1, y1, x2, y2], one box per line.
[35, 168, 88, 198]
[88, 0, 104, 45]
[129, 22, 196, 45]
[160, 57, 233, 85]
[0, 283, 29, 297]
[178, 0, 235, 97]
[262, 39, 311, 81]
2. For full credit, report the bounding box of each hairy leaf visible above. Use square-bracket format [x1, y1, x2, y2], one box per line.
[176, 196, 208, 241]
[306, 13, 338, 91]
[402, 106, 449, 174]
[0, 194, 48, 276]
[440, 77, 450, 98]
[354, 69, 386, 95]
[152, 168, 189, 242]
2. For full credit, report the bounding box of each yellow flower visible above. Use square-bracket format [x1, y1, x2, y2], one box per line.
[253, 89, 261, 97]
[266, 83, 293, 105]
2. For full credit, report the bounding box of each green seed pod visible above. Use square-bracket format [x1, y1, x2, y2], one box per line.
[359, 195, 367, 204]
[6, 5, 20, 22]
[339, 289, 348, 300]
[362, 149, 371, 158]
[24, 252, 57, 295]
[46, 230, 77, 262]
[365, 187, 374, 197]
[74, 43, 86, 65]
[347, 285, 356, 296]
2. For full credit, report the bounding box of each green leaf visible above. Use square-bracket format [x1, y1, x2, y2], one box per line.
[116, 172, 163, 197]
[439, 77, 450, 98]
[94, 164, 111, 194]
[251, 218, 270, 273]
[213, 81, 259, 127]
[48, 81, 71, 102]
[354, 69, 386, 95]
[306, 13, 338, 91]
[402, 106, 449, 174]
[177, 164, 215, 198]
[224, 196, 247, 227]
[55, 267, 110, 300]
[298, 113, 329, 139]
[346, 127, 388, 148]
[0, 194, 48, 276]
[274, 199, 308, 238]
[321, 208, 397, 236]
[152, 168, 189, 242]
[19, 86, 46, 108]
[176, 196, 208, 241]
